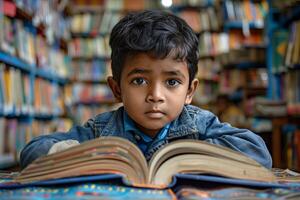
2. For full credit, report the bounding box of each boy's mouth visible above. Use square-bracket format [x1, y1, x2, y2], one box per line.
[145, 110, 165, 118]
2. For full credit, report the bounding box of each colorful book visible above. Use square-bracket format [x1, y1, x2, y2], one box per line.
[176, 185, 300, 200]
[0, 181, 176, 200]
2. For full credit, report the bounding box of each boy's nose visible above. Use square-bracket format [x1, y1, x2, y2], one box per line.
[146, 84, 165, 103]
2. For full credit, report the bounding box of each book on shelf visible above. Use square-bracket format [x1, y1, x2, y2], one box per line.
[285, 20, 300, 68]
[291, 21, 300, 66]
[175, 184, 300, 200]
[68, 36, 110, 58]
[228, 29, 264, 50]
[271, 29, 288, 73]
[272, 0, 300, 9]
[73, 103, 121, 125]
[0, 16, 16, 56]
[12, 136, 278, 188]
[286, 70, 300, 115]
[179, 10, 202, 33]
[1, 65, 26, 114]
[72, 59, 110, 82]
[224, 0, 267, 23]
[280, 127, 300, 172]
[0, 118, 32, 167]
[251, 97, 287, 117]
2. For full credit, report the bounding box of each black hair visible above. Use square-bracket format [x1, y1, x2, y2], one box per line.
[109, 10, 199, 86]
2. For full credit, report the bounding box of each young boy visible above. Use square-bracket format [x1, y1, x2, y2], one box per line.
[20, 10, 272, 169]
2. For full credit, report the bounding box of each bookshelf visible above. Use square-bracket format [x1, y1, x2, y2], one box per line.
[163, 0, 224, 111]
[66, 0, 159, 125]
[0, 0, 72, 169]
[189, 0, 270, 131]
[67, 2, 113, 125]
[216, 0, 300, 169]
[265, 0, 300, 170]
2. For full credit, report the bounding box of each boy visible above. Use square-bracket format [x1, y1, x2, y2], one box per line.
[20, 10, 272, 169]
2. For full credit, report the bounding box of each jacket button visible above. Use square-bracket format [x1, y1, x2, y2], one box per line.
[134, 134, 141, 141]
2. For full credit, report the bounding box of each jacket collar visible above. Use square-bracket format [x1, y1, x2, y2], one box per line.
[100, 105, 198, 141]
[167, 105, 198, 139]
[100, 107, 137, 144]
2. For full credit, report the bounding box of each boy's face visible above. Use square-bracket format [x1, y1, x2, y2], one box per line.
[108, 53, 198, 137]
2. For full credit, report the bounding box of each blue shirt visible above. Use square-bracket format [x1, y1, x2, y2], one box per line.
[123, 111, 170, 154]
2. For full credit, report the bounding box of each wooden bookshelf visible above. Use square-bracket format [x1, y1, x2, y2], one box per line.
[266, 1, 300, 169]
[0, 0, 72, 168]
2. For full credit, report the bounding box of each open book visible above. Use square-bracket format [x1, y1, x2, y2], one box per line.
[15, 137, 276, 188]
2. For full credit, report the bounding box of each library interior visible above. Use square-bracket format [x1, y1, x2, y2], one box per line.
[0, 0, 300, 199]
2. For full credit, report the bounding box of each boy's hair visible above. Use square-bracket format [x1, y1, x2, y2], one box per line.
[109, 10, 199, 86]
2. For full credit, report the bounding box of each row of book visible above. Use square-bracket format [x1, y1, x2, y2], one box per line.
[67, 29, 265, 60]
[64, 83, 114, 106]
[218, 47, 266, 66]
[0, 63, 32, 115]
[13, 0, 70, 42]
[71, 103, 121, 125]
[282, 125, 300, 171]
[0, 117, 73, 168]
[284, 20, 300, 68]
[71, 0, 215, 11]
[0, 16, 35, 65]
[70, 11, 122, 35]
[31, 119, 73, 138]
[0, 63, 67, 116]
[35, 35, 72, 79]
[194, 59, 268, 118]
[197, 58, 220, 81]
[178, 6, 220, 33]
[0, 1, 72, 169]
[0, 14, 71, 79]
[193, 58, 220, 107]
[270, 20, 300, 115]
[224, 0, 268, 24]
[284, 20, 300, 69]
[0, 118, 30, 167]
[199, 32, 228, 57]
[271, 20, 300, 74]
[71, 1, 221, 35]
[245, 97, 287, 118]
[286, 71, 300, 115]
[192, 79, 218, 107]
[198, 29, 264, 58]
[70, 7, 220, 36]
[34, 78, 65, 116]
[68, 36, 110, 59]
[272, 0, 300, 9]
[71, 0, 151, 12]
[218, 68, 267, 96]
[227, 29, 263, 50]
[172, 0, 215, 7]
[71, 60, 111, 82]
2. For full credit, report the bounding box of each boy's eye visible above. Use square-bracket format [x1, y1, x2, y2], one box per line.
[132, 78, 147, 85]
[166, 79, 180, 87]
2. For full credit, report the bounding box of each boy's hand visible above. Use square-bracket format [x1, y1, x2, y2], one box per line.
[48, 140, 80, 155]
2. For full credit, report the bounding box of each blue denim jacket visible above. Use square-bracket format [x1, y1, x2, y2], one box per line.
[20, 105, 272, 169]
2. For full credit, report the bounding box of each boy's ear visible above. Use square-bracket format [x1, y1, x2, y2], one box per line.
[107, 76, 122, 102]
[185, 78, 199, 104]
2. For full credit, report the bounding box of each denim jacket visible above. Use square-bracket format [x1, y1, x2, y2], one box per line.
[20, 105, 272, 169]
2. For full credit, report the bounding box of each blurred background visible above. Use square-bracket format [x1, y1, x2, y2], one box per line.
[0, 0, 299, 171]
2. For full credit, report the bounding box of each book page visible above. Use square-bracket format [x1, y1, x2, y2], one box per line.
[148, 139, 262, 182]
[16, 137, 149, 185]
